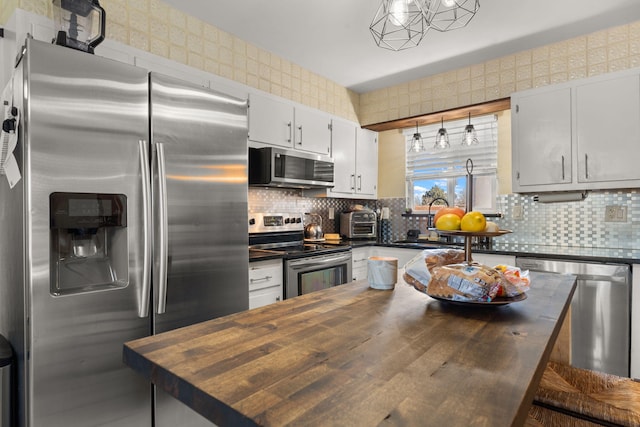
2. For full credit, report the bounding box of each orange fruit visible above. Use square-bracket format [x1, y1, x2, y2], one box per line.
[433, 206, 465, 224]
[460, 211, 486, 232]
[435, 213, 461, 230]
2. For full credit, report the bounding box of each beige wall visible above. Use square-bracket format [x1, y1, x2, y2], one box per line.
[377, 129, 406, 199]
[1, 0, 360, 123]
[360, 21, 640, 126]
[4, 2, 639, 132]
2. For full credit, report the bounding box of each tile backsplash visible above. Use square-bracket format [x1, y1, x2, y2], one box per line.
[250, 187, 639, 250]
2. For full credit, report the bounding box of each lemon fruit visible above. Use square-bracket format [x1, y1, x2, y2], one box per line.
[460, 211, 486, 232]
[435, 213, 461, 230]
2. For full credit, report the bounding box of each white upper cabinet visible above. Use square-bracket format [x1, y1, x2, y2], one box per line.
[248, 92, 295, 149]
[575, 74, 640, 184]
[293, 106, 332, 155]
[248, 92, 331, 155]
[512, 86, 572, 190]
[356, 127, 378, 196]
[329, 119, 357, 194]
[328, 119, 378, 199]
[512, 67, 640, 192]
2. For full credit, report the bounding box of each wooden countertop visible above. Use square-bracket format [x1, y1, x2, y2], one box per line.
[123, 271, 576, 427]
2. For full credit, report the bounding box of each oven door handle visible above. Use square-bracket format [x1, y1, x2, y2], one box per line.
[288, 254, 350, 269]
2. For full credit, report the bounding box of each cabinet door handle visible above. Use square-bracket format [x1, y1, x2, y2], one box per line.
[350, 174, 356, 190]
[250, 275, 272, 283]
[287, 122, 292, 143]
[276, 296, 281, 301]
[297, 125, 303, 145]
[585, 153, 589, 179]
[561, 155, 565, 181]
[357, 175, 362, 191]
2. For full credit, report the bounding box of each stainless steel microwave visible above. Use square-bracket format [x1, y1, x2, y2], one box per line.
[249, 147, 334, 189]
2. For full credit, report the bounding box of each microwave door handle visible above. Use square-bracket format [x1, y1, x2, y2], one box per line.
[138, 139, 151, 318]
[154, 142, 169, 314]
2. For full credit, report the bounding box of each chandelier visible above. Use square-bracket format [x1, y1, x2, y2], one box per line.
[370, 0, 480, 51]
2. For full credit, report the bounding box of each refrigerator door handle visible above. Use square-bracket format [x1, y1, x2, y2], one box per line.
[155, 142, 169, 314]
[138, 139, 152, 318]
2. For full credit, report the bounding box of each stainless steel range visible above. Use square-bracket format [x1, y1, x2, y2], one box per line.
[249, 213, 352, 299]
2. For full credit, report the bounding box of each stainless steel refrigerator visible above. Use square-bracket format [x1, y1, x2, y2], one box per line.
[0, 38, 248, 426]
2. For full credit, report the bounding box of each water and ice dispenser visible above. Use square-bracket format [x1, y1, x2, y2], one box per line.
[49, 192, 128, 295]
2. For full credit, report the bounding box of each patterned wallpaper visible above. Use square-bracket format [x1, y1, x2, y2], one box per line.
[4, 2, 640, 131]
[1, 0, 359, 122]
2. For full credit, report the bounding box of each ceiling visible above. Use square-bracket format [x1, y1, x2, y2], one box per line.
[164, 0, 640, 94]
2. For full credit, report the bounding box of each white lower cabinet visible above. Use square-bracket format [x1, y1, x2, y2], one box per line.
[352, 247, 518, 283]
[353, 246, 424, 282]
[472, 253, 516, 267]
[351, 247, 371, 281]
[248, 259, 283, 309]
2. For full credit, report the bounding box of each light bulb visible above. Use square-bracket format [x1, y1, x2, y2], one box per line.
[389, 0, 410, 26]
[462, 125, 478, 145]
[434, 117, 449, 149]
[441, 0, 457, 7]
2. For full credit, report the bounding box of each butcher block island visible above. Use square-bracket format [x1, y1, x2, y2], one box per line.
[123, 272, 576, 427]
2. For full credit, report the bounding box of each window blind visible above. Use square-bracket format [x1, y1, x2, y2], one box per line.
[405, 114, 498, 179]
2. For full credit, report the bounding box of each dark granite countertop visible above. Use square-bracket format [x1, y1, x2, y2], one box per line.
[348, 239, 640, 265]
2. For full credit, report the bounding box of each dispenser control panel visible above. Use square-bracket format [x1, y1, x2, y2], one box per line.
[50, 192, 126, 229]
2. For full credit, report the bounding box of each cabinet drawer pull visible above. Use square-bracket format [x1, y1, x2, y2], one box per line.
[250, 275, 273, 283]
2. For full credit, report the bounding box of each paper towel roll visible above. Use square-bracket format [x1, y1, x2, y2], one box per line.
[367, 256, 398, 290]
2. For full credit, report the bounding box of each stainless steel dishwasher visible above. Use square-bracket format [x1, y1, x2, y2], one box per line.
[515, 257, 631, 377]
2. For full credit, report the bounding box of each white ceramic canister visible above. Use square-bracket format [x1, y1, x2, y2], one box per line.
[367, 256, 398, 290]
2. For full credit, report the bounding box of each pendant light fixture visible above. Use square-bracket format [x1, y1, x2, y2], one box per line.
[370, 0, 430, 51]
[462, 112, 478, 145]
[409, 121, 425, 152]
[427, 0, 480, 32]
[434, 117, 449, 149]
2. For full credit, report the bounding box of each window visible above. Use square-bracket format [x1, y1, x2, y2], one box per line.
[405, 114, 498, 214]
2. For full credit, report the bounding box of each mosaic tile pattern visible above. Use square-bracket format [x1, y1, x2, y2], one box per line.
[250, 188, 640, 251]
[496, 190, 640, 250]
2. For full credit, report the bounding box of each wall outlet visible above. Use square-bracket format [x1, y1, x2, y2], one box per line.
[512, 204, 524, 220]
[328, 207, 335, 220]
[604, 205, 627, 222]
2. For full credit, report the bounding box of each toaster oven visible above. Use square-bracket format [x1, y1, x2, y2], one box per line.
[340, 211, 377, 239]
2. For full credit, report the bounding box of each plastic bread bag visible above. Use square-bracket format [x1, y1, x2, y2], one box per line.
[427, 263, 504, 302]
[402, 249, 466, 293]
[493, 265, 531, 297]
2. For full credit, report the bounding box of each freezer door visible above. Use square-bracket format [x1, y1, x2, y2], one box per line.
[150, 73, 249, 426]
[23, 40, 151, 426]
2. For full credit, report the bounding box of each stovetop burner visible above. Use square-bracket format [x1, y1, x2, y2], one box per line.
[249, 212, 351, 259]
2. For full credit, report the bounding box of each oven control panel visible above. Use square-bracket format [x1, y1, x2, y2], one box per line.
[249, 213, 304, 233]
